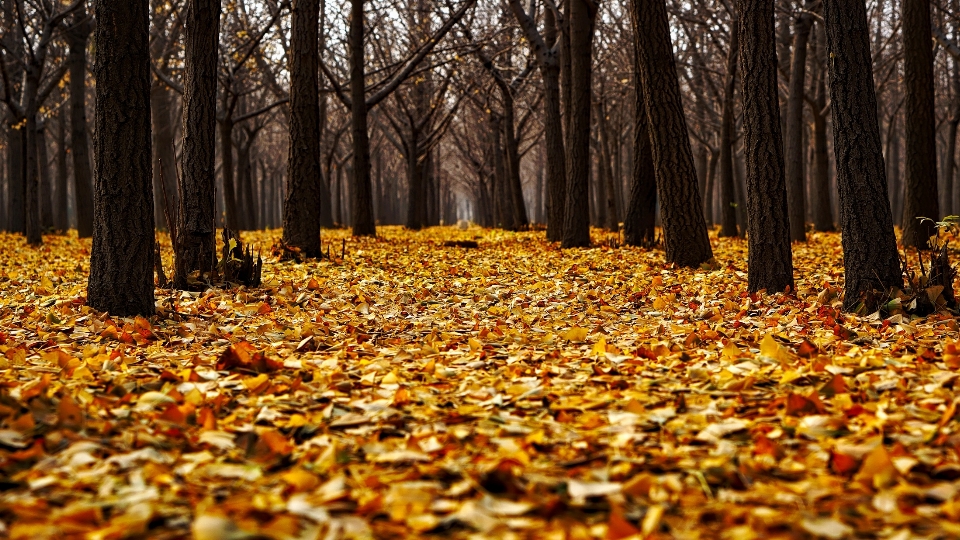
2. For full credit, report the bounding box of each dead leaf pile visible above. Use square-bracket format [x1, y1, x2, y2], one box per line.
[1, 226, 960, 539]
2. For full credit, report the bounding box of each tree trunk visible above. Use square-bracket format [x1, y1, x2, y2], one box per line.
[503, 90, 528, 230]
[6, 124, 24, 234]
[37, 124, 53, 232]
[284, 0, 324, 254]
[348, 0, 376, 236]
[88, 0, 156, 316]
[623, 76, 657, 246]
[823, 0, 902, 311]
[738, 0, 794, 293]
[405, 144, 425, 229]
[66, 9, 94, 238]
[810, 92, 834, 231]
[151, 82, 178, 232]
[543, 10, 565, 241]
[55, 112, 69, 231]
[949, 47, 960, 217]
[783, 5, 814, 242]
[561, 0, 596, 247]
[718, 18, 740, 238]
[23, 63, 42, 245]
[632, 0, 713, 266]
[175, 0, 220, 287]
[219, 117, 239, 230]
[900, 0, 939, 247]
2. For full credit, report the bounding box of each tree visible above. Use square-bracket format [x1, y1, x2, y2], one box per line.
[66, 5, 94, 238]
[560, 0, 597, 248]
[87, 0, 155, 316]
[174, 0, 221, 287]
[324, 0, 476, 236]
[783, 1, 816, 242]
[283, 0, 324, 257]
[717, 16, 740, 238]
[899, 0, 938, 248]
[623, 75, 656, 247]
[631, 0, 712, 267]
[737, 0, 793, 293]
[509, 0, 565, 241]
[823, 0, 902, 311]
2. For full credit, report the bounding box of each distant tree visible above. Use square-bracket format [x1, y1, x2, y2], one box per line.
[87, 0, 155, 316]
[631, 0, 713, 267]
[65, 5, 94, 238]
[783, 1, 817, 242]
[737, 0, 793, 293]
[823, 0, 902, 310]
[717, 16, 739, 238]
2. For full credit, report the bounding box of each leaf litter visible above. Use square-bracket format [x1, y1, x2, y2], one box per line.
[1, 226, 960, 539]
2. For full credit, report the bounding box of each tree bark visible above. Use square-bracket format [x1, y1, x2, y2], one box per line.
[632, 0, 713, 267]
[5, 124, 24, 234]
[900, 0, 939, 247]
[823, 0, 903, 311]
[783, 4, 815, 242]
[151, 82, 178, 231]
[738, 0, 794, 293]
[37, 124, 53, 232]
[174, 0, 220, 287]
[561, 0, 596, 248]
[66, 9, 94, 238]
[349, 0, 376, 236]
[810, 81, 834, 231]
[283, 0, 323, 255]
[623, 75, 657, 246]
[88, 0, 156, 316]
[718, 18, 740, 238]
[543, 9, 565, 241]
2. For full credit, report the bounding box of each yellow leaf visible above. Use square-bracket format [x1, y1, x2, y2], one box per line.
[563, 326, 588, 342]
[591, 337, 607, 356]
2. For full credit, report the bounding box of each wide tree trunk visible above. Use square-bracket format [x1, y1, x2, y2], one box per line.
[283, 0, 324, 256]
[810, 86, 834, 231]
[66, 9, 94, 238]
[174, 0, 220, 287]
[219, 117, 239, 230]
[718, 18, 740, 238]
[503, 90, 528, 231]
[900, 0, 939, 247]
[349, 0, 376, 236]
[23, 64, 42, 245]
[783, 5, 815, 242]
[632, 0, 713, 267]
[561, 0, 596, 247]
[88, 0, 156, 316]
[823, 0, 903, 311]
[738, 0, 794, 293]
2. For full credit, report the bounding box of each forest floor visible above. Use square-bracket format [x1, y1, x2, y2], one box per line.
[1, 226, 960, 539]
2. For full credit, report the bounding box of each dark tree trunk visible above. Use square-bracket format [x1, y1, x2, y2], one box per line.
[738, 0, 794, 293]
[783, 5, 814, 242]
[623, 76, 657, 246]
[284, 0, 323, 255]
[718, 18, 740, 238]
[632, 0, 713, 266]
[405, 146, 425, 229]
[37, 124, 53, 232]
[823, 0, 903, 311]
[151, 82, 178, 231]
[88, 0, 156, 316]
[6, 124, 24, 234]
[704, 149, 718, 225]
[503, 91, 528, 230]
[219, 116, 239, 230]
[561, 0, 596, 247]
[900, 0, 939, 247]
[543, 9, 565, 241]
[55, 112, 69, 231]
[810, 84, 834, 231]
[949, 41, 960, 216]
[598, 97, 619, 231]
[348, 0, 376, 236]
[66, 9, 94, 238]
[175, 0, 220, 287]
[23, 65, 42, 245]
